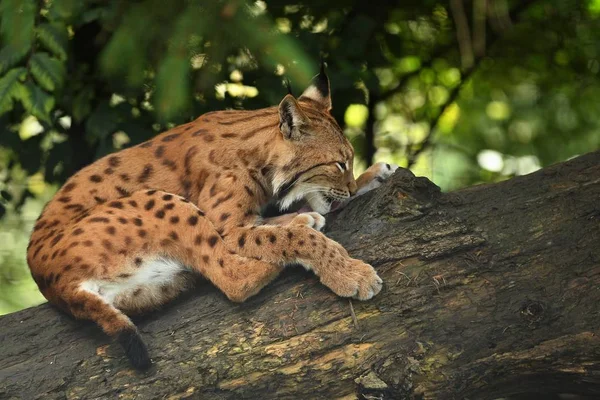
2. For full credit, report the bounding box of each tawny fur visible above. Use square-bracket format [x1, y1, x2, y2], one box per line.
[26, 69, 395, 369]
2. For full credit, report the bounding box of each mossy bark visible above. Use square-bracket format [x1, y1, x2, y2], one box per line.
[1, 151, 599, 400]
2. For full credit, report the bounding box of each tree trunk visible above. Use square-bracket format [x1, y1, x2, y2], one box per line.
[1, 151, 599, 400]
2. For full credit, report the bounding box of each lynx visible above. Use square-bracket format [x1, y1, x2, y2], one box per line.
[27, 66, 397, 369]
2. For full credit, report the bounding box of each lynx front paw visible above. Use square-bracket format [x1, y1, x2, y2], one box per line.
[290, 212, 326, 231]
[372, 161, 399, 179]
[320, 259, 383, 301]
[356, 162, 399, 196]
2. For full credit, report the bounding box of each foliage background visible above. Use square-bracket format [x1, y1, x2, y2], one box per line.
[1, 0, 598, 314]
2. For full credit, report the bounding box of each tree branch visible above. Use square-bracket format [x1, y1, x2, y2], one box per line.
[365, 92, 377, 164]
[450, 0, 474, 69]
[1, 151, 600, 399]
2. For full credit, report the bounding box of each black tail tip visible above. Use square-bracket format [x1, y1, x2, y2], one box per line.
[117, 329, 152, 370]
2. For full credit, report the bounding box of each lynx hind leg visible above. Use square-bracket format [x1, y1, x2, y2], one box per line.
[355, 162, 399, 196]
[69, 188, 283, 306]
[48, 189, 284, 368]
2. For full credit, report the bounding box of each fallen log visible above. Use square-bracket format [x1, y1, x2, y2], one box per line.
[1, 151, 599, 400]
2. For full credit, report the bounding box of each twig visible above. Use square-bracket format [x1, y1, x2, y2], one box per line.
[473, 0, 487, 57]
[348, 299, 359, 329]
[406, 67, 474, 168]
[450, 0, 474, 69]
[395, 271, 411, 287]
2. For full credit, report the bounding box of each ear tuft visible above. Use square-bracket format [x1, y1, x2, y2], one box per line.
[299, 60, 331, 111]
[319, 55, 327, 77]
[284, 78, 293, 97]
[278, 95, 308, 140]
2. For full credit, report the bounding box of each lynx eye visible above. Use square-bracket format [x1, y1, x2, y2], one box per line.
[335, 162, 346, 172]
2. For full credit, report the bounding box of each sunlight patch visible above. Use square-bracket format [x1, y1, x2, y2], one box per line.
[477, 150, 504, 172]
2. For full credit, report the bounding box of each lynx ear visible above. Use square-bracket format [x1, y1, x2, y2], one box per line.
[299, 60, 331, 111]
[279, 94, 309, 140]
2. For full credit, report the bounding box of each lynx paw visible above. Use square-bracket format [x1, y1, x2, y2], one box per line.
[377, 162, 399, 179]
[290, 212, 326, 231]
[356, 162, 399, 196]
[320, 259, 383, 301]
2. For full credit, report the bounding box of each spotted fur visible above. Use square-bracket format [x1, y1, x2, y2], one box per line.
[27, 67, 396, 369]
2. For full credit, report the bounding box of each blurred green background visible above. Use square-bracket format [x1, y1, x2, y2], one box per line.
[1, 0, 599, 315]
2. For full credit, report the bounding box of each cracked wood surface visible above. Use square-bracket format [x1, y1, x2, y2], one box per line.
[1, 151, 599, 399]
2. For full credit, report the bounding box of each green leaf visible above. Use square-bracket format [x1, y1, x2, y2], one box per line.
[45, 0, 83, 22]
[36, 23, 69, 61]
[30, 52, 66, 92]
[154, 54, 191, 121]
[0, 45, 28, 75]
[99, 4, 153, 88]
[0, 67, 27, 115]
[15, 81, 55, 123]
[0, 0, 35, 55]
[85, 102, 118, 143]
[0, 189, 12, 201]
[80, 7, 108, 24]
[100, 31, 146, 87]
[71, 85, 95, 123]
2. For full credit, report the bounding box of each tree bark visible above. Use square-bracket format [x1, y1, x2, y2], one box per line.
[1, 151, 599, 400]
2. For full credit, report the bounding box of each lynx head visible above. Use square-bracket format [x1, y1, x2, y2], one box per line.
[274, 63, 357, 214]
